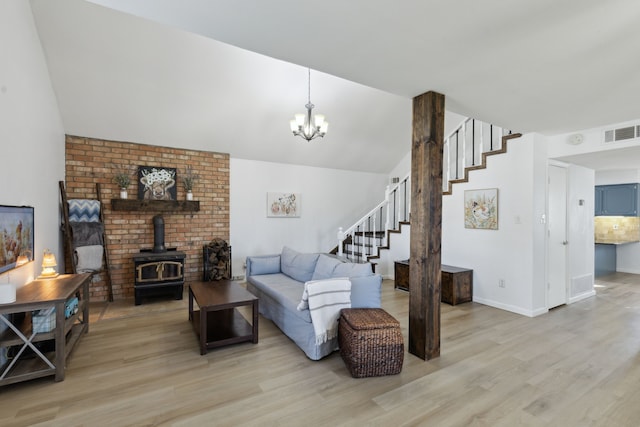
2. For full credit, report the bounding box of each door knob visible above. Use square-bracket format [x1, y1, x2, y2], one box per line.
[562, 241, 568, 245]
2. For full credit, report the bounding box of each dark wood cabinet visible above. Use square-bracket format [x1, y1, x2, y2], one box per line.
[394, 260, 473, 305]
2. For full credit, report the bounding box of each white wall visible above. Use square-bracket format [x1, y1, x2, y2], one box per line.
[230, 158, 387, 278]
[382, 129, 598, 316]
[383, 132, 553, 316]
[441, 133, 547, 316]
[0, 1, 65, 288]
[531, 133, 549, 311]
[372, 222, 410, 279]
[547, 120, 640, 160]
[567, 164, 596, 301]
[595, 169, 640, 185]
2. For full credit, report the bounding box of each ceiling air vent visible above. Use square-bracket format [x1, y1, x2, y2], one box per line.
[603, 125, 639, 143]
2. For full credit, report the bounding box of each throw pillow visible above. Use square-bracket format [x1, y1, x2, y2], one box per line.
[247, 254, 281, 276]
[74, 245, 103, 273]
[311, 254, 343, 280]
[280, 246, 320, 283]
[350, 275, 382, 308]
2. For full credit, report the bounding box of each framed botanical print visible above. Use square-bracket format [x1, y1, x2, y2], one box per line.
[464, 188, 498, 230]
[267, 192, 300, 217]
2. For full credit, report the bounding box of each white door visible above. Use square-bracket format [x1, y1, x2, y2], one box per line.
[548, 165, 568, 308]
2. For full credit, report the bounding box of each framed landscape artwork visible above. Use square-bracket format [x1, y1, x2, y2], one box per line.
[464, 188, 498, 230]
[267, 193, 300, 217]
[0, 205, 34, 274]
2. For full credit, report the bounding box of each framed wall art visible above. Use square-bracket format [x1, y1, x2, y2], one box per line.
[267, 192, 300, 218]
[0, 205, 34, 274]
[464, 188, 498, 230]
[137, 166, 177, 200]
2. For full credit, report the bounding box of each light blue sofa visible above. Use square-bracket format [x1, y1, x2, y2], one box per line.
[246, 246, 383, 360]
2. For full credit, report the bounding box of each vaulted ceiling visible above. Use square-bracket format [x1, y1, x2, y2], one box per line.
[30, 0, 640, 173]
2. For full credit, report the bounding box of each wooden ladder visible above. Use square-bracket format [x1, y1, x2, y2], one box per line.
[59, 181, 114, 302]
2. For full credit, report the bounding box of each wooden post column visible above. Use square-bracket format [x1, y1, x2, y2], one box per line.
[409, 91, 444, 360]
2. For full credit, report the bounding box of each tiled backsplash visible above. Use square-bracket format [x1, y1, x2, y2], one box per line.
[594, 216, 640, 243]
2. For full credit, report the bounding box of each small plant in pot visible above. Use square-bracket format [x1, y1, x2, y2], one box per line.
[182, 166, 199, 200]
[112, 165, 135, 199]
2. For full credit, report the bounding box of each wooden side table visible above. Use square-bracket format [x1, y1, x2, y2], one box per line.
[394, 260, 410, 291]
[0, 273, 91, 386]
[393, 260, 473, 305]
[441, 265, 473, 305]
[188, 280, 258, 355]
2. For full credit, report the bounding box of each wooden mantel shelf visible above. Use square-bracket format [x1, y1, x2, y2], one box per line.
[111, 199, 200, 212]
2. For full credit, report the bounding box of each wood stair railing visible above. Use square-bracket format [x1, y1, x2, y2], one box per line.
[443, 132, 522, 195]
[334, 120, 522, 264]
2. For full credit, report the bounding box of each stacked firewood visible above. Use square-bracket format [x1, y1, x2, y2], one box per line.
[203, 238, 231, 281]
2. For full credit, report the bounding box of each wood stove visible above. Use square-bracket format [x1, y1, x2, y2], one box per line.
[133, 250, 185, 305]
[132, 215, 185, 305]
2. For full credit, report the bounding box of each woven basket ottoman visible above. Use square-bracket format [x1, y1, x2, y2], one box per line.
[338, 308, 404, 378]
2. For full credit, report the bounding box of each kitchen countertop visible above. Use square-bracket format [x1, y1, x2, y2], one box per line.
[595, 240, 640, 245]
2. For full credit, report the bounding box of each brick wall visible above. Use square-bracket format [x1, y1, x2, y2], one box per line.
[64, 135, 229, 301]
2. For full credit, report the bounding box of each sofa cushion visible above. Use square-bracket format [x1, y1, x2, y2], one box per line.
[281, 246, 320, 283]
[246, 254, 281, 276]
[332, 261, 373, 278]
[350, 275, 382, 308]
[311, 254, 343, 280]
[247, 273, 312, 323]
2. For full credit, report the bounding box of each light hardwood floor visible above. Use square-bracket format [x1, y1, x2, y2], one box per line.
[1, 274, 640, 426]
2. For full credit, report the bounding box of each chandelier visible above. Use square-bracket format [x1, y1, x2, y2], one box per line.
[290, 68, 328, 141]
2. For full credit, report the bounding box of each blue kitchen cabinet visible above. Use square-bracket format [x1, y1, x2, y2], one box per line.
[594, 186, 604, 216]
[595, 243, 616, 277]
[595, 183, 639, 216]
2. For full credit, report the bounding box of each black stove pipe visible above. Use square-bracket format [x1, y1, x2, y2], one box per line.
[152, 214, 166, 253]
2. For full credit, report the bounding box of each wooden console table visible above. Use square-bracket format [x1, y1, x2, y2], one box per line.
[0, 273, 90, 386]
[394, 260, 473, 305]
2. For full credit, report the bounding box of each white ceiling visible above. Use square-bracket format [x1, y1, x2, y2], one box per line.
[30, 0, 640, 173]
[556, 145, 640, 171]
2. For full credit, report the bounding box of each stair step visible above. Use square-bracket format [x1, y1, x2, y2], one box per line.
[343, 250, 368, 258]
[353, 231, 385, 238]
[346, 243, 376, 249]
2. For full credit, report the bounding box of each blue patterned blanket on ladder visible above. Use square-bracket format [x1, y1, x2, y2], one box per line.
[68, 199, 101, 222]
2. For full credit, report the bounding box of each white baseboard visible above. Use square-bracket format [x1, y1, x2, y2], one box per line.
[568, 290, 596, 304]
[473, 297, 547, 317]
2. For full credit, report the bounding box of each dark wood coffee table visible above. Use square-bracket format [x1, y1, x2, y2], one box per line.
[188, 280, 258, 355]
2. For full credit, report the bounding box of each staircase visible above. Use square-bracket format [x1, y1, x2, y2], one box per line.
[333, 117, 522, 264]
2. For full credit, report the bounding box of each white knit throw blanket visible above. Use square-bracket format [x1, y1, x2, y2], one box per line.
[297, 278, 351, 345]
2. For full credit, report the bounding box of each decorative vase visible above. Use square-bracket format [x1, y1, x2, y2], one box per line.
[186, 191, 193, 201]
[120, 188, 128, 199]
